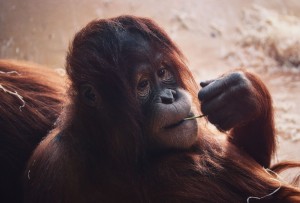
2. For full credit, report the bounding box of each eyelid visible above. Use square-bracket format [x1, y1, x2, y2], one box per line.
[137, 85, 150, 98]
[136, 73, 146, 86]
[161, 68, 173, 80]
[137, 79, 149, 89]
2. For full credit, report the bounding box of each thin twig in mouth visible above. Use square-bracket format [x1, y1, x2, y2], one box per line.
[165, 115, 206, 129]
[183, 115, 206, 121]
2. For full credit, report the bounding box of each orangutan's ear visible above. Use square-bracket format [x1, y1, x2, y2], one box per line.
[80, 84, 100, 107]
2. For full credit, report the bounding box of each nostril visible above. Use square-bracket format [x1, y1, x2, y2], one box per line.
[161, 96, 174, 104]
[160, 89, 175, 104]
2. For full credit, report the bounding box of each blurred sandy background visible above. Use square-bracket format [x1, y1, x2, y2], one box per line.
[0, 0, 299, 162]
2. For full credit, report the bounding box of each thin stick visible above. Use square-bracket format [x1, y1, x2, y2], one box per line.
[183, 115, 206, 121]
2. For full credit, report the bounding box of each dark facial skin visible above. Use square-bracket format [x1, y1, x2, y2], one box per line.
[122, 33, 199, 150]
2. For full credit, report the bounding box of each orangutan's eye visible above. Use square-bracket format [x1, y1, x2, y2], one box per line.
[137, 78, 150, 97]
[158, 67, 174, 82]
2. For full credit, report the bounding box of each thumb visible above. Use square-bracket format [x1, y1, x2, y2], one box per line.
[200, 79, 215, 88]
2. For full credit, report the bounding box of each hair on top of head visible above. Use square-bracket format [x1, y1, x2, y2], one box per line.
[66, 15, 198, 101]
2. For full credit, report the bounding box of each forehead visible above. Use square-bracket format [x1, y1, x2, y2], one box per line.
[120, 31, 154, 60]
[119, 30, 164, 72]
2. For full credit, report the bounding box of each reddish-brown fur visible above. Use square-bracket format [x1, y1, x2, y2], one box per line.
[0, 60, 65, 203]
[21, 16, 300, 202]
[229, 71, 276, 168]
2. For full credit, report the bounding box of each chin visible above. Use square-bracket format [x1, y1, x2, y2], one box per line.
[154, 118, 198, 150]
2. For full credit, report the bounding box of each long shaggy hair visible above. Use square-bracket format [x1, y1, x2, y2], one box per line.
[0, 60, 65, 203]
[22, 16, 300, 203]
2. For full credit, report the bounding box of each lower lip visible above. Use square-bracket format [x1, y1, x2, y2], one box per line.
[164, 120, 186, 129]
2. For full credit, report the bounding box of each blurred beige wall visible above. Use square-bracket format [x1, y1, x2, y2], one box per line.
[1, 0, 300, 69]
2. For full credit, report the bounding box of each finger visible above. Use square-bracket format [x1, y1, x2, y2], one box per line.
[198, 72, 246, 102]
[198, 79, 226, 102]
[206, 108, 235, 131]
[200, 79, 215, 88]
[207, 113, 222, 127]
[201, 93, 226, 115]
[216, 114, 236, 131]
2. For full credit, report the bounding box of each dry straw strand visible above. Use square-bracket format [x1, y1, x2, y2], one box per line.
[0, 70, 21, 76]
[0, 84, 26, 111]
[246, 168, 282, 203]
